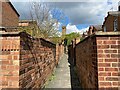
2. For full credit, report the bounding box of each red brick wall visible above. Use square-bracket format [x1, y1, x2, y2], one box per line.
[104, 15, 114, 32]
[56, 43, 62, 66]
[75, 32, 120, 89]
[1, 2, 19, 27]
[75, 36, 98, 88]
[68, 45, 73, 63]
[0, 35, 20, 88]
[0, 32, 63, 89]
[68, 39, 78, 66]
[58, 44, 64, 59]
[103, 15, 120, 32]
[19, 32, 56, 88]
[97, 36, 120, 89]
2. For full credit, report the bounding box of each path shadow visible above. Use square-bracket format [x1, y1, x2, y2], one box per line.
[68, 47, 83, 90]
[69, 64, 82, 90]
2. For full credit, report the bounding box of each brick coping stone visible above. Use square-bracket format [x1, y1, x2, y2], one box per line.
[0, 31, 20, 35]
[94, 32, 120, 36]
[77, 32, 120, 45]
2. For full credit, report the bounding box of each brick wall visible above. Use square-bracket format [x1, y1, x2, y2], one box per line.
[68, 45, 73, 64]
[58, 43, 64, 59]
[75, 36, 98, 88]
[97, 35, 120, 88]
[68, 44, 75, 65]
[104, 15, 114, 32]
[19, 32, 57, 89]
[0, 33, 20, 88]
[0, 32, 63, 89]
[75, 32, 120, 89]
[103, 15, 120, 32]
[55, 44, 59, 66]
[1, 2, 19, 28]
[68, 39, 77, 66]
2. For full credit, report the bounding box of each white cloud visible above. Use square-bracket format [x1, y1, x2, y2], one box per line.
[79, 27, 89, 34]
[66, 24, 80, 34]
[66, 23, 89, 34]
[11, 0, 120, 24]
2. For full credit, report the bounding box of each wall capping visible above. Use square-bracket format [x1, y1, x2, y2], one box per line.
[0, 31, 20, 36]
[0, 31, 56, 46]
[76, 32, 120, 46]
[93, 32, 120, 36]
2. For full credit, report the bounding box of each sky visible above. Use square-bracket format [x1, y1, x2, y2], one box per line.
[10, 0, 120, 34]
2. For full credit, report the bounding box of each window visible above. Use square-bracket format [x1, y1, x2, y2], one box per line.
[114, 18, 118, 32]
[104, 26, 106, 32]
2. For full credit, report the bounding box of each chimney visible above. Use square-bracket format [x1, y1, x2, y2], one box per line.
[118, 1, 120, 11]
[62, 26, 66, 36]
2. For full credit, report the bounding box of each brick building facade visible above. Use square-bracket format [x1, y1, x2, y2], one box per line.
[87, 25, 102, 35]
[102, 11, 120, 32]
[0, 0, 20, 31]
[19, 20, 37, 27]
[82, 25, 102, 38]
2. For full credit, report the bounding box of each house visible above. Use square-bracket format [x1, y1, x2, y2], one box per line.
[19, 20, 37, 27]
[82, 25, 102, 38]
[0, 0, 20, 32]
[87, 25, 102, 35]
[102, 2, 120, 32]
[102, 11, 120, 32]
[18, 20, 38, 36]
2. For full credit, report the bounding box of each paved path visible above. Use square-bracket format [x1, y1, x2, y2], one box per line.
[44, 54, 81, 89]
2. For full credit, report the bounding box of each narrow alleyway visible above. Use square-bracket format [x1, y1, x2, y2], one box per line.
[44, 53, 81, 89]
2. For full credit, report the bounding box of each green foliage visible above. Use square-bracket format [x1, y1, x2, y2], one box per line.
[49, 73, 56, 81]
[18, 26, 44, 38]
[19, 27, 32, 35]
[18, 26, 62, 44]
[64, 32, 80, 46]
[50, 37, 62, 44]
[18, 25, 80, 45]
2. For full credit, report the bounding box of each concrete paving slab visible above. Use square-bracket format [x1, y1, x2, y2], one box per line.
[44, 54, 81, 89]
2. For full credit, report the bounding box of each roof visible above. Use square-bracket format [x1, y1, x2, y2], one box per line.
[9, 2, 20, 17]
[108, 11, 120, 16]
[102, 11, 120, 27]
[2, 0, 20, 17]
[93, 25, 102, 31]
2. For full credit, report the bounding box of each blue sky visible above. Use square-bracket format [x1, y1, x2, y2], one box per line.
[10, 0, 120, 34]
[51, 9, 90, 33]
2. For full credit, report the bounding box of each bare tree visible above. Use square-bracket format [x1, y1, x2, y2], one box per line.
[29, 2, 65, 38]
